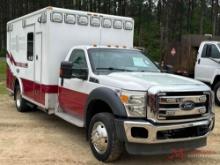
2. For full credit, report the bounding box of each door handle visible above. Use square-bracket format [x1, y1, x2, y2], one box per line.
[198, 59, 200, 64]
[36, 55, 38, 60]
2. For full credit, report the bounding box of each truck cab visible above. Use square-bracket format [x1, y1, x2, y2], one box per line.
[195, 41, 220, 105]
[58, 45, 215, 161]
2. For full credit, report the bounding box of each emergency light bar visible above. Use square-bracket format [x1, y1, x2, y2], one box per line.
[124, 21, 133, 30]
[78, 15, 88, 25]
[113, 20, 123, 29]
[90, 16, 100, 27]
[65, 14, 76, 24]
[102, 18, 112, 28]
[51, 12, 63, 23]
[48, 10, 133, 31]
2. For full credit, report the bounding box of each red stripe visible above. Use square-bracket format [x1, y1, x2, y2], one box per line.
[6, 64, 15, 91]
[7, 59, 58, 106]
[21, 78, 58, 105]
[6, 52, 28, 68]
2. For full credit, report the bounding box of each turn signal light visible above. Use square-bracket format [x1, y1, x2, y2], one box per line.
[120, 95, 129, 103]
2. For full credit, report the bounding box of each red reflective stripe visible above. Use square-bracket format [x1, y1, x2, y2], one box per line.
[6, 64, 15, 91]
[21, 78, 58, 106]
[41, 85, 58, 93]
[6, 52, 28, 68]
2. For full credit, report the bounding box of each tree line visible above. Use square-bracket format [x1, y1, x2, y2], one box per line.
[0, 0, 220, 60]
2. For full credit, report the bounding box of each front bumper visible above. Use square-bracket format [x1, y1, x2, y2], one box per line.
[115, 115, 214, 144]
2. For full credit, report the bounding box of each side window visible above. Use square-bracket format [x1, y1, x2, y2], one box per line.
[27, 33, 34, 61]
[201, 44, 207, 57]
[69, 49, 87, 69]
[211, 45, 220, 58]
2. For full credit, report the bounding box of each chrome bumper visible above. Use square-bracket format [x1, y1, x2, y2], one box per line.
[123, 116, 214, 144]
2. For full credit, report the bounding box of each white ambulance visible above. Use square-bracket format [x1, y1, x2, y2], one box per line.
[6, 7, 214, 162]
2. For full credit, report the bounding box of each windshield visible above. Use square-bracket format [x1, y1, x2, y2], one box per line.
[88, 48, 160, 75]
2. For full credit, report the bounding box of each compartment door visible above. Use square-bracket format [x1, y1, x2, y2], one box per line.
[34, 32, 44, 105]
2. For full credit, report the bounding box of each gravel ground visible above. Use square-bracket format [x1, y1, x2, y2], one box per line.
[0, 94, 219, 165]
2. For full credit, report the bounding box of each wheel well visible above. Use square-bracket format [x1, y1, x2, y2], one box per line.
[13, 79, 19, 100]
[212, 75, 220, 89]
[86, 100, 113, 138]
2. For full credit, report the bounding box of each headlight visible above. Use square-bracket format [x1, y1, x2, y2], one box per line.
[118, 90, 146, 117]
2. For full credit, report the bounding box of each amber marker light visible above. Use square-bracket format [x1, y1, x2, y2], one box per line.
[120, 95, 129, 103]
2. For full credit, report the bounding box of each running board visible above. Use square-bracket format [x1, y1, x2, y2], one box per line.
[55, 112, 84, 127]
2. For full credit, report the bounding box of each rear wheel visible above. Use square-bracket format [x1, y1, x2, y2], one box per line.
[88, 112, 124, 162]
[214, 82, 220, 106]
[15, 85, 28, 112]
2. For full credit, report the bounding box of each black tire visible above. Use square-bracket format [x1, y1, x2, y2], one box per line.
[88, 112, 124, 162]
[214, 82, 220, 106]
[14, 85, 28, 112]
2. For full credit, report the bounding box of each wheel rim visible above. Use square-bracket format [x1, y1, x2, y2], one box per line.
[91, 121, 108, 154]
[16, 89, 22, 108]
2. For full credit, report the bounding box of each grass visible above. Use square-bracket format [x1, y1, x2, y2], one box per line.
[0, 58, 7, 94]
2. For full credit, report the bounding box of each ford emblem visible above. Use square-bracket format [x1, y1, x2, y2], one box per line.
[180, 101, 195, 110]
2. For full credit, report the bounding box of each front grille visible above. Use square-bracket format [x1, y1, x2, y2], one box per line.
[157, 92, 210, 121]
[157, 125, 209, 140]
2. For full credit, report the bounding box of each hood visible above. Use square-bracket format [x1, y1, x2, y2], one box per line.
[97, 72, 209, 91]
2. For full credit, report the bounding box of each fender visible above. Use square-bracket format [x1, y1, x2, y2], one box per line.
[84, 87, 127, 118]
[14, 77, 24, 95]
[211, 69, 220, 84]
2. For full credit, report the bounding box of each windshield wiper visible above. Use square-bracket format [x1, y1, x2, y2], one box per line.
[96, 67, 133, 72]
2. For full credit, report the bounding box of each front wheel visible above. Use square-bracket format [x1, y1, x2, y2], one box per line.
[214, 82, 220, 106]
[88, 112, 124, 162]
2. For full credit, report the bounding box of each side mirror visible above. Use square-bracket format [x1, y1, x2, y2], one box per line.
[72, 68, 88, 80]
[60, 61, 73, 79]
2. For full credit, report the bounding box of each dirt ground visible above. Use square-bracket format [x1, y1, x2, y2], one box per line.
[0, 94, 219, 165]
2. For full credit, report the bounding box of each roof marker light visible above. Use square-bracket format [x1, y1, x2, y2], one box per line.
[22, 19, 26, 28]
[38, 13, 47, 23]
[47, 6, 53, 10]
[7, 24, 13, 32]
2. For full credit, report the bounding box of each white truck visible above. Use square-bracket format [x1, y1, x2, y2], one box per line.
[195, 41, 220, 105]
[6, 7, 214, 162]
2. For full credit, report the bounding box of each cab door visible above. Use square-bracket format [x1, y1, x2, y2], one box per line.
[58, 49, 90, 119]
[195, 44, 220, 82]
